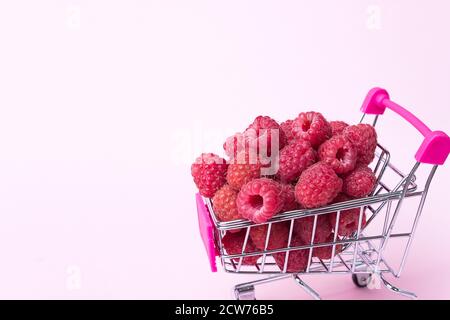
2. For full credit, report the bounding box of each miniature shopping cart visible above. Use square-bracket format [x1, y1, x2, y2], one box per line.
[196, 88, 450, 300]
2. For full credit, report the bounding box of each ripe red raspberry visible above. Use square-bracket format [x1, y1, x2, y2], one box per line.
[273, 234, 308, 272]
[236, 178, 284, 223]
[293, 214, 331, 244]
[280, 119, 296, 144]
[330, 121, 348, 136]
[318, 135, 357, 175]
[277, 139, 317, 183]
[313, 233, 343, 260]
[343, 165, 376, 198]
[244, 115, 286, 156]
[343, 124, 377, 165]
[250, 221, 290, 250]
[295, 163, 343, 209]
[191, 153, 228, 198]
[226, 153, 261, 191]
[212, 184, 241, 222]
[329, 193, 367, 236]
[222, 230, 260, 265]
[280, 183, 299, 212]
[223, 132, 247, 159]
[291, 112, 331, 148]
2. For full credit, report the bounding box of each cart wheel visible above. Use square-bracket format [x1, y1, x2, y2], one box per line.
[233, 285, 256, 300]
[352, 273, 371, 288]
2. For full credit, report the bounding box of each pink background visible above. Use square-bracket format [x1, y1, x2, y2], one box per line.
[0, 0, 449, 299]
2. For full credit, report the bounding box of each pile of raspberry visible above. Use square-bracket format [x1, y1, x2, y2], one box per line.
[191, 112, 377, 272]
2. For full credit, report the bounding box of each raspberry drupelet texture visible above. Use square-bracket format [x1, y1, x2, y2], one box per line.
[212, 184, 241, 222]
[318, 135, 357, 175]
[277, 139, 317, 183]
[343, 165, 376, 198]
[222, 230, 260, 265]
[293, 214, 331, 244]
[280, 119, 296, 144]
[273, 234, 308, 272]
[226, 152, 261, 191]
[280, 183, 299, 212]
[291, 112, 331, 148]
[329, 193, 367, 236]
[249, 221, 290, 250]
[224, 116, 286, 161]
[245, 115, 286, 156]
[330, 121, 349, 136]
[223, 132, 247, 159]
[343, 124, 377, 165]
[236, 178, 284, 223]
[295, 162, 343, 209]
[191, 153, 228, 198]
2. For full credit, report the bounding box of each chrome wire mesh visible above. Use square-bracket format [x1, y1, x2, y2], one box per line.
[204, 143, 436, 278]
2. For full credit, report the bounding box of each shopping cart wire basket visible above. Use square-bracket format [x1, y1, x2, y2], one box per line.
[196, 87, 450, 300]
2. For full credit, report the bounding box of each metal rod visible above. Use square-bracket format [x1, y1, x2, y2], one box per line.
[234, 274, 292, 289]
[306, 215, 318, 273]
[359, 113, 366, 123]
[224, 232, 412, 260]
[380, 274, 418, 299]
[260, 223, 273, 273]
[351, 207, 365, 272]
[373, 150, 384, 176]
[217, 230, 226, 269]
[375, 162, 421, 272]
[237, 226, 252, 272]
[283, 219, 295, 273]
[372, 115, 379, 127]
[319, 259, 328, 272]
[397, 165, 438, 276]
[293, 275, 321, 300]
[329, 211, 340, 272]
[212, 188, 422, 231]
[338, 254, 351, 271]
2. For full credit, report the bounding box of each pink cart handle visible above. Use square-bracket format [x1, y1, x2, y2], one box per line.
[361, 88, 450, 165]
[196, 193, 218, 272]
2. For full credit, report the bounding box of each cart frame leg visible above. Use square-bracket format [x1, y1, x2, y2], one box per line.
[233, 274, 322, 300]
[233, 273, 417, 300]
[380, 274, 417, 299]
[233, 274, 291, 300]
[293, 275, 321, 300]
